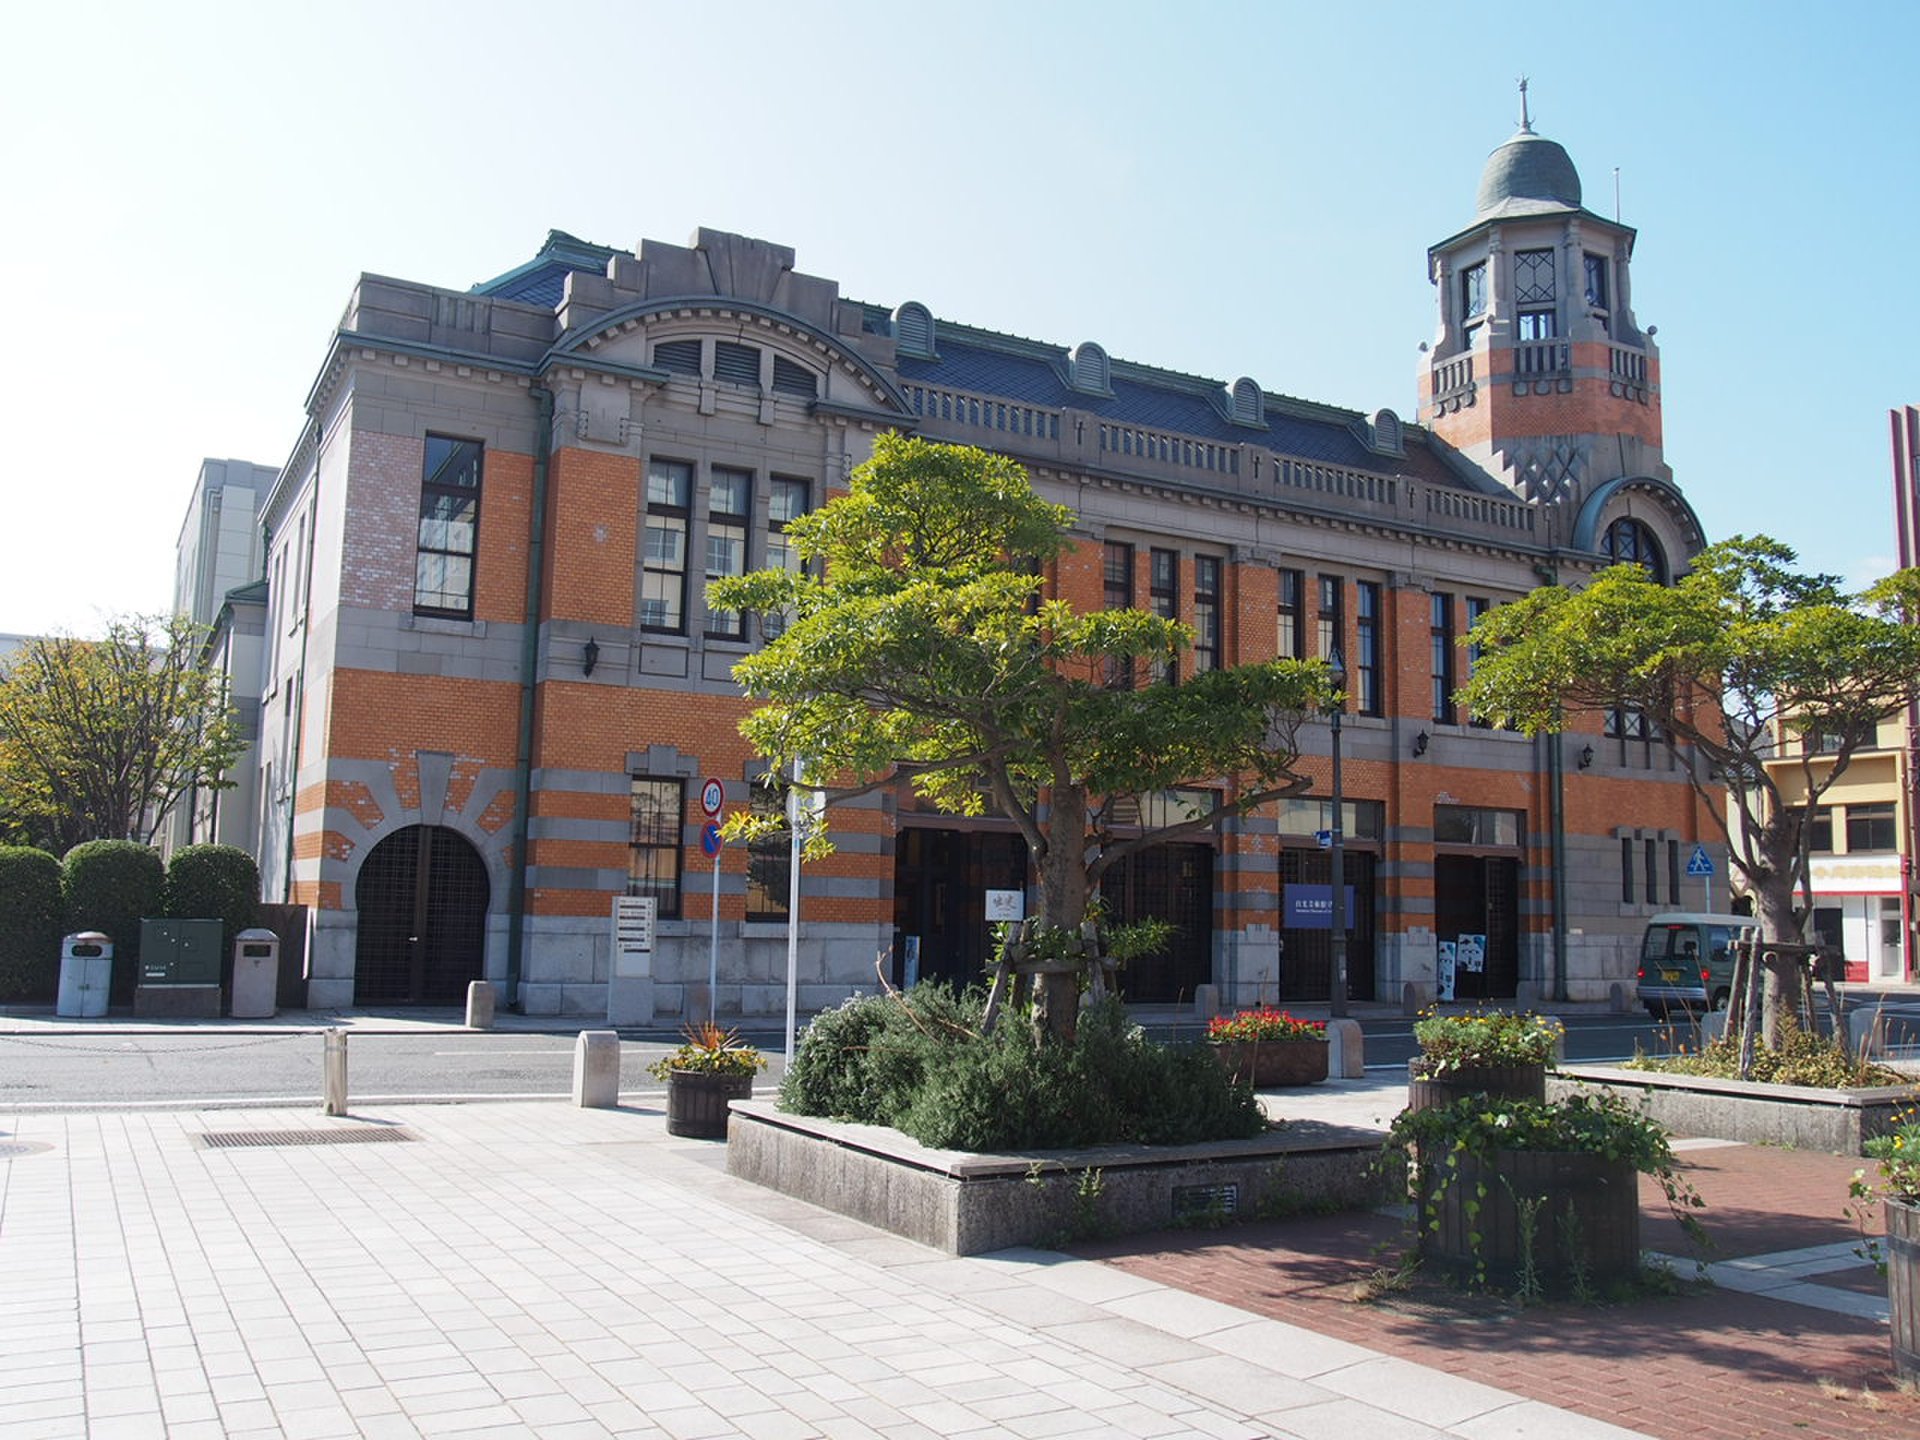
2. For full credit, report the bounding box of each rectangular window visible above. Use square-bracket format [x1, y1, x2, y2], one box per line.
[1621, 837, 1635, 903]
[1150, 548, 1178, 683]
[1355, 581, 1381, 715]
[1583, 252, 1609, 311]
[1645, 838, 1659, 901]
[745, 780, 790, 921]
[1517, 309, 1558, 341]
[713, 341, 760, 387]
[1276, 797, 1385, 840]
[1192, 556, 1221, 672]
[1515, 248, 1556, 304]
[414, 435, 483, 618]
[764, 476, 810, 639]
[1103, 541, 1136, 688]
[641, 459, 691, 633]
[628, 778, 683, 919]
[1667, 840, 1682, 906]
[704, 466, 751, 641]
[1317, 574, 1344, 668]
[770, 355, 817, 399]
[1460, 261, 1487, 325]
[1847, 802, 1897, 852]
[1433, 806, 1522, 847]
[1430, 592, 1454, 724]
[1276, 568, 1304, 660]
[652, 339, 702, 376]
[1466, 597, 1491, 728]
[1806, 805, 1835, 853]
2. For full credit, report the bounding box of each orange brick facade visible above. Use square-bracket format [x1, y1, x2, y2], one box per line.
[243, 127, 1722, 1018]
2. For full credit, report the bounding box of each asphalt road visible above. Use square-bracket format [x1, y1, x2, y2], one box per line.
[5, 996, 1914, 1112]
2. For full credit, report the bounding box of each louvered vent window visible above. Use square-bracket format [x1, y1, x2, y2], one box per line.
[1068, 342, 1110, 395]
[771, 356, 817, 398]
[713, 342, 761, 387]
[893, 302, 935, 358]
[1230, 377, 1263, 426]
[652, 339, 702, 376]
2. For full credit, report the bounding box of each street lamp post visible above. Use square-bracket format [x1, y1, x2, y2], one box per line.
[1328, 653, 1348, 1019]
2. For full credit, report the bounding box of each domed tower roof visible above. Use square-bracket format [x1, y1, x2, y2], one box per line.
[1474, 126, 1583, 219]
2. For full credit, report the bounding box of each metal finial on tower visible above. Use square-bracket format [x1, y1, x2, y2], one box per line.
[1517, 75, 1533, 134]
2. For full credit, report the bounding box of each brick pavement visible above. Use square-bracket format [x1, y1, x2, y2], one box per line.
[1079, 1139, 1920, 1440]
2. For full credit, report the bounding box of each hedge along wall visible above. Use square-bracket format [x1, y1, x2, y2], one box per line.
[0, 846, 63, 1002]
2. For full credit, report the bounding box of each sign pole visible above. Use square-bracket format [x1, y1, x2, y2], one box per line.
[698, 778, 725, 1027]
[709, 846, 721, 1024]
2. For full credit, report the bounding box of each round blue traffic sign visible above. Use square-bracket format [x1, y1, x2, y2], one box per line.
[700, 821, 724, 857]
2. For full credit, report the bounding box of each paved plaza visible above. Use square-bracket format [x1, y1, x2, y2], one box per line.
[1, 1044, 1917, 1438]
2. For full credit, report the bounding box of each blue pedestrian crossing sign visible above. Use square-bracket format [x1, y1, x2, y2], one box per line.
[1686, 844, 1715, 877]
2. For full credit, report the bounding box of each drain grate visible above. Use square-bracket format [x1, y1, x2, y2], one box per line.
[194, 1128, 417, 1151]
[0, 1141, 52, 1159]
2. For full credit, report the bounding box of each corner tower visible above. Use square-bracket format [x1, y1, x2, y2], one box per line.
[1419, 97, 1667, 524]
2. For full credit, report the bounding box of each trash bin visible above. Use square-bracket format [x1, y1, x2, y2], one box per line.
[57, 933, 113, 1018]
[230, 928, 279, 1019]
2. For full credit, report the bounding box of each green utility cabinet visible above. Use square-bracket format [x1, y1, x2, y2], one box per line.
[139, 919, 224, 986]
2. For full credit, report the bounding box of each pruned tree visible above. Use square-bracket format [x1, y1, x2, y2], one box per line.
[1459, 536, 1920, 1048]
[712, 434, 1332, 1042]
[0, 616, 245, 853]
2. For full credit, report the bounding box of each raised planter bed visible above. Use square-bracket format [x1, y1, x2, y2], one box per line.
[1406, 1059, 1546, 1113]
[725, 1100, 1391, 1255]
[1421, 1149, 1640, 1293]
[1211, 1036, 1329, 1087]
[1547, 1064, 1917, 1155]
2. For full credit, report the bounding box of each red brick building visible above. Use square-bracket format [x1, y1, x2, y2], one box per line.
[242, 122, 1716, 1017]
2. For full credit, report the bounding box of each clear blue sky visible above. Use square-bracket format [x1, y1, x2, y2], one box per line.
[1, 0, 1910, 636]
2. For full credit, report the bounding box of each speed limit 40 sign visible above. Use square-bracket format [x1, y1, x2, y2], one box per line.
[700, 776, 725, 817]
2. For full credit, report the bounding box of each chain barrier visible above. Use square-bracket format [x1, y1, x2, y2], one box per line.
[0, 1030, 320, 1057]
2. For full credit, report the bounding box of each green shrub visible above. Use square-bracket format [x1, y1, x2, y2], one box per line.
[783, 987, 1266, 1151]
[779, 983, 979, 1125]
[0, 846, 63, 1002]
[1626, 1014, 1900, 1087]
[62, 840, 165, 965]
[163, 844, 259, 951]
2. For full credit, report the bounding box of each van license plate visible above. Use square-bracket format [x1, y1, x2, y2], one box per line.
[1659, 969, 1681, 982]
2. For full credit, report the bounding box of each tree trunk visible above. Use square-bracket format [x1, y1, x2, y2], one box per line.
[1753, 867, 1811, 1052]
[1033, 785, 1091, 1047]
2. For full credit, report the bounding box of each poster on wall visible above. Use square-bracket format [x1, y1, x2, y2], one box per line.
[1456, 934, 1487, 974]
[1436, 940, 1457, 1002]
[902, 935, 920, 988]
[612, 896, 656, 978]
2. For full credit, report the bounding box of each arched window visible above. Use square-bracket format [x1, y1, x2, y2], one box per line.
[1601, 518, 1668, 584]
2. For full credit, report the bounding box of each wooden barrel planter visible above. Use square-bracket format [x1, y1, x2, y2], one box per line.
[1421, 1149, 1641, 1293]
[1212, 1037, 1329, 1087]
[1889, 1198, 1920, 1381]
[665, 1070, 754, 1139]
[1406, 1059, 1547, 1113]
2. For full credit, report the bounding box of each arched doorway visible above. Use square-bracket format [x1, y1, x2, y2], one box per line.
[354, 825, 489, 1005]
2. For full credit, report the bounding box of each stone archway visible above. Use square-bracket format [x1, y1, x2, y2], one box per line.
[353, 825, 489, 1005]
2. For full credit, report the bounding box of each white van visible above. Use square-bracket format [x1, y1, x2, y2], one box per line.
[1634, 912, 1753, 1017]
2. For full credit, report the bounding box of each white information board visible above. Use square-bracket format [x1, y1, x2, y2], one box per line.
[613, 896, 656, 978]
[984, 889, 1025, 923]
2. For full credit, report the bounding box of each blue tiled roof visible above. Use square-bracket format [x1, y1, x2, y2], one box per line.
[471, 231, 621, 310]
[902, 337, 1458, 483]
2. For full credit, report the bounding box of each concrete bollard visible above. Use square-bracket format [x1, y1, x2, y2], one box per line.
[465, 980, 495, 1030]
[1608, 981, 1630, 1015]
[572, 1030, 621, 1108]
[1401, 981, 1423, 1017]
[1192, 983, 1220, 1021]
[1325, 1018, 1365, 1079]
[323, 1031, 349, 1116]
[1698, 1010, 1729, 1047]
[1535, 1013, 1568, 1061]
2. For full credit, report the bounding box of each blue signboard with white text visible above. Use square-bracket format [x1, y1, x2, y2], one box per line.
[1284, 883, 1357, 930]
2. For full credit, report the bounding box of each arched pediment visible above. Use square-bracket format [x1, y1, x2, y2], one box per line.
[545, 296, 914, 417]
[1571, 475, 1707, 563]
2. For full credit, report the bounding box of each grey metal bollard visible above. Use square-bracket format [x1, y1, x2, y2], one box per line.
[465, 980, 495, 1030]
[572, 1030, 620, 1108]
[1325, 1017, 1365, 1079]
[323, 1031, 349, 1116]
